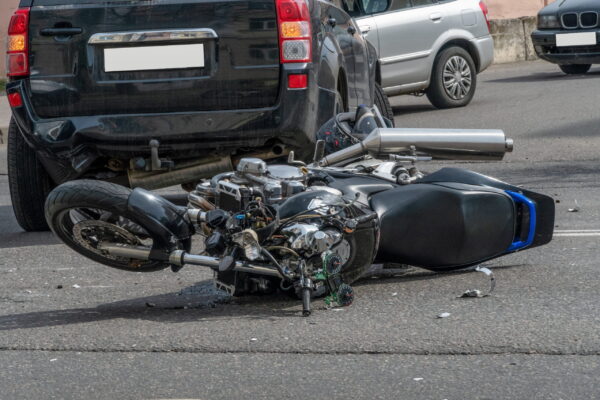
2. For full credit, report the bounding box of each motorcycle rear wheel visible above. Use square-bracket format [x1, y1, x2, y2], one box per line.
[45, 180, 170, 272]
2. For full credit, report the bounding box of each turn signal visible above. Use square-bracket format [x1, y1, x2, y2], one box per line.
[8, 35, 26, 52]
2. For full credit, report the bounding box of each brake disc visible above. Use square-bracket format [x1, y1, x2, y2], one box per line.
[73, 219, 141, 261]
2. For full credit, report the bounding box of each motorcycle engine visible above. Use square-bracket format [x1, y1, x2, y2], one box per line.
[191, 158, 309, 211]
[187, 158, 375, 302]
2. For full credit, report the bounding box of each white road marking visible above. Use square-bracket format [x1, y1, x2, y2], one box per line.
[554, 229, 600, 237]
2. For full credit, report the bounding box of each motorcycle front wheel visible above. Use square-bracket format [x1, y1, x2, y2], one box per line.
[45, 180, 170, 272]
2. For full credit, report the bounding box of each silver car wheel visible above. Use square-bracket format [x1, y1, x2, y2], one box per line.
[442, 55, 472, 100]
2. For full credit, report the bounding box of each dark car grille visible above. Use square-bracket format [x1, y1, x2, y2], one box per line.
[561, 11, 598, 29]
[580, 12, 598, 28]
[562, 13, 579, 28]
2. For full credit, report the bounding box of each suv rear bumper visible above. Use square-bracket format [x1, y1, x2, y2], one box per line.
[8, 65, 334, 183]
[532, 30, 600, 64]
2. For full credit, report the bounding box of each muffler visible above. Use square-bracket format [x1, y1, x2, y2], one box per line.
[319, 128, 514, 166]
[128, 157, 233, 190]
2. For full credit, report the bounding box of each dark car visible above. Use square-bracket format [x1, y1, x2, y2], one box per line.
[5, 0, 394, 232]
[532, 0, 600, 74]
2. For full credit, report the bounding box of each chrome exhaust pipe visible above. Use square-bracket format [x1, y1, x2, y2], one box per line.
[319, 128, 513, 166]
[99, 244, 284, 278]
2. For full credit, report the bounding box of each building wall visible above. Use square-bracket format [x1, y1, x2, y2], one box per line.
[485, 0, 554, 20]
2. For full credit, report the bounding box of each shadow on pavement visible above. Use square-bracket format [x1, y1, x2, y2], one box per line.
[528, 117, 600, 139]
[486, 69, 600, 84]
[0, 280, 304, 330]
[0, 264, 527, 331]
[0, 205, 60, 249]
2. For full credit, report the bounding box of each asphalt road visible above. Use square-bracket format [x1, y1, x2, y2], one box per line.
[1, 60, 600, 399]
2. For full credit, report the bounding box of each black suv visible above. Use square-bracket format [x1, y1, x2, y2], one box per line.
[532, 0, 600, 74]
[6, 0, 394, 231]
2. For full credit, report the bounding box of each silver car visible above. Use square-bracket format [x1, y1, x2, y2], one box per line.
[343, 0, 494, 108]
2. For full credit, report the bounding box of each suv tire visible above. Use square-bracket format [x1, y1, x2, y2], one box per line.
[7, 118, 54, 232]
[374, 83, 395, 127]
[427, 46, 477, 109]
[559, 64, 591, 75]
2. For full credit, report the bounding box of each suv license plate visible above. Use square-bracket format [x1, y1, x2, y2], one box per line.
[556, 32, 597, 47]
[104, 44, 205, 72]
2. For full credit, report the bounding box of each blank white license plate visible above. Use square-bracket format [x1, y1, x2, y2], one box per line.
[556, 32, 597, 47]
[104, 44, 205, 72]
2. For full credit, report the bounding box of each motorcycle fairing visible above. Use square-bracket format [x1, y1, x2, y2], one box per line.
[127, 188, 193, 260]
[370, 183, 517, 270]
[417, 168, 555, 249]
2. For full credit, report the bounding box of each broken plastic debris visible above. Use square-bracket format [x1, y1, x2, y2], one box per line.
[437, 312, 451, 319]
[457, 266, 496, 298]
[568, 200, 580, 212]
[413, 377, 424, 381]
[392, 292, 398, 296]
[50, 359, 57, 362]
[250, 338, 258, 342]
[460, 289, 483, 298]
[72, 284, 81, 289]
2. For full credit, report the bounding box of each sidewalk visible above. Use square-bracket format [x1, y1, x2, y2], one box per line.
[0, 94, 10, 145]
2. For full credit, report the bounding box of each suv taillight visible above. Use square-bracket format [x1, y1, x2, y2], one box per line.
[276, 0, 312, 63]
[479, 1, 491, 32]
[6, 7, 30, 77]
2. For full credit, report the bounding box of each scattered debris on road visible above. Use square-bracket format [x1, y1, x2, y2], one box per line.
[72, 284, 81, 289]
[413, 377, 424, 381]
[437, 312, 451, 319]
[460, 289, 484, 298]
[568, 200, 580, 212]
[458, 266, 496, 299]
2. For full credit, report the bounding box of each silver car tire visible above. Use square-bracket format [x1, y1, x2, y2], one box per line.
[426, 46, 477, 109]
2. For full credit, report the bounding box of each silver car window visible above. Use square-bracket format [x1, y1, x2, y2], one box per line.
[362, 0, 390, 14]
[389, 0, 411, 11]
[412, 0, 436, 6]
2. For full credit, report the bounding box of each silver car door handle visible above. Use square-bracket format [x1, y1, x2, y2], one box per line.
[430, 12, 443, 22]
[359, 25, 371, 34]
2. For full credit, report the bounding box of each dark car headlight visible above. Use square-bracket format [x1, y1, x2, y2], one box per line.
[538, 15, 560, 29]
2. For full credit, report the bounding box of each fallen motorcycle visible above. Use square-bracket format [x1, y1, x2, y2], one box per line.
[44, 107, 555, 316]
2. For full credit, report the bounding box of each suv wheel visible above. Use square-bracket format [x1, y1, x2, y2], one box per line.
[426, 46, 477, 109]
[374, 83, 395, 127]
[7, 118, 54, 231]
[559, 64, 591, 75]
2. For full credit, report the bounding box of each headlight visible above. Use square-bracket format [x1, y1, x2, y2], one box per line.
[538, 15, 560, 29]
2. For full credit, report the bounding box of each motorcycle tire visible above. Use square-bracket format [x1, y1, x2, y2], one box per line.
[45, 180, 171, 272]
